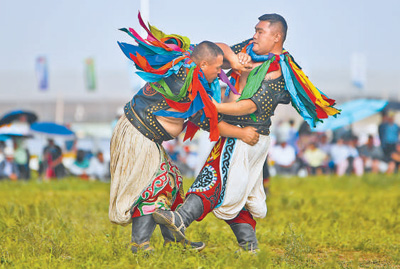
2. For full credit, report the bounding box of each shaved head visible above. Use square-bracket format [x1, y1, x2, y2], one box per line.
[191, 41, 224, 64]
[258, 13, 288, 42]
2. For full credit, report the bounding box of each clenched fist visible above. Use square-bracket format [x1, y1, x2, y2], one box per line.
[240, 126, 259, 146]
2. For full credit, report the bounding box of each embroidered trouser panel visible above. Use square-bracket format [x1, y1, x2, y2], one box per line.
[109, 116, 184, 225]
[131, 161, 184, 217]
[187, 134, 270, 222]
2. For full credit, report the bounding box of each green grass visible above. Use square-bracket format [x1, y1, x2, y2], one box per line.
[1, 174, 399, 268]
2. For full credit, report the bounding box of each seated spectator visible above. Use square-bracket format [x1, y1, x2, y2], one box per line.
[358, 135, 384, 173]
[346, 136, 364, 176]
[270, 140, 298, 176]
[69, 149, 90, 179]
[87, 151, 109, 181]
[13, 137, 30, 180]
[318, 133, 331, 155]
[330, 138, 363, 176]
[387, 143, 400, 174]
[330, 138, 351, 176]
[303, 143, 328, 175]
[0, 147, 19, 180]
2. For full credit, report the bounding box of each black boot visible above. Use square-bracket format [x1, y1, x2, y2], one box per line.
[130, 215, 157, 253]
[153, 194, 204, 242]
[159, 224, 206, 251]
[159, 224, 175, 244]
[230, 223, 259, 252]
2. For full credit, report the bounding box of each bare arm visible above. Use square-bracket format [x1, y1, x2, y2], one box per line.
[216, 43, 252, 71]
[214, 99, 257, 116]
[218, 121, 259, 146]
[216, 43, 237, 69]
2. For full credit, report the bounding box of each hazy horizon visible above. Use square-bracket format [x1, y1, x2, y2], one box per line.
[1, 0, 400, 107]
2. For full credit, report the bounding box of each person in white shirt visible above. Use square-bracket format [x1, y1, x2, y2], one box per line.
[270, 140, 297, 175]
[87, 151, 109, 181]
[330, 138, 363, 176]
[330, 138, 350, 176]
[0, 147, 19, 180]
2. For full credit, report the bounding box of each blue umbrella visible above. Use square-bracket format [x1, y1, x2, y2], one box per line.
[0, 110, 38, 126]
[312, 99, 388, 132]
[0, 135, 9, 141]
[30, 122, 75, 138]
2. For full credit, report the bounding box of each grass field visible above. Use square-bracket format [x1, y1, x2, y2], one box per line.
[1, 174, 399, 268]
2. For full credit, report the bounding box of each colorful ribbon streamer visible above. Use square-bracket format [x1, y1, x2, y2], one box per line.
[118, 12, 221, 141]
[227, 43, 340, 127]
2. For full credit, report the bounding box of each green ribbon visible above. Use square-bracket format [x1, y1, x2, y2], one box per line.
[149, 66, 195, 101]
[237, 57, 274, 101]
[236, 57, 274, 122]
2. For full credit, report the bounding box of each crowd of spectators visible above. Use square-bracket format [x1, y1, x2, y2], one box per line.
[161, 112, 400, 178]
[0, 138, 110, 181]
[1, 112, 399, 181]
[269, 113, 400, 177]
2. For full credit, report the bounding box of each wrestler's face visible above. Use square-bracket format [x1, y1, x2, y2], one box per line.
[201, 54, 223, 83]
[252, 21, 280, 55]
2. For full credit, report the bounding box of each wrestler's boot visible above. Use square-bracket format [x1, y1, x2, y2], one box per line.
[229, 223, 259, 252]
[153, 194, 204, 242]
[159, 224, 206, 251]
[130, 215, 157, 253]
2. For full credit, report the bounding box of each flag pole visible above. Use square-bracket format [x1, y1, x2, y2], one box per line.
[139, 0, 150, 88]
[55, 92, 64, 124]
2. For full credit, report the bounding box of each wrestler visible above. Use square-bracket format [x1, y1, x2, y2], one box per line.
[109, 30, 259, 254]
[153, 13, 340, 252]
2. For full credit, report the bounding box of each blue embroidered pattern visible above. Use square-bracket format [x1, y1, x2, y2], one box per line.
[215, 137, 236, 208]
[187, 165, 218, 193]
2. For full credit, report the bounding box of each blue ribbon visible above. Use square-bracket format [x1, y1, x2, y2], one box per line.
[198, 71, 221, 103]
[279, 55, 314, 126]
[153, 93, 204, 118]
[246, 44, 316, 126]
[246, 44, 274, 62]
[118, 42, 178, 66]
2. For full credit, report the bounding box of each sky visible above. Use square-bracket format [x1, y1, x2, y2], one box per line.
[0, 0, 400, 99]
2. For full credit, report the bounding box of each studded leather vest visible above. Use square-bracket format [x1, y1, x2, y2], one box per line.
[222, 76, 291, 135]
[124, 68, 190, 144]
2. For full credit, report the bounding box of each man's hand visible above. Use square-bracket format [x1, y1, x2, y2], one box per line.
[230, 52, 253, 72]
[230, 52, 253, 71]
[237, 52, 253, 69]
[240, 126, 259, 146]
[217, 43, 253, 70]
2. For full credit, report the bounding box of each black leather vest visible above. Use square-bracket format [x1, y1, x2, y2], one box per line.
[124, 71, 189, 144]
[222, 76, 291, 135]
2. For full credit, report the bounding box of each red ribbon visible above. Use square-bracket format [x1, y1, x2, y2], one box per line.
[191, 68, 219, 141]
[183, 121, 200, 141]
